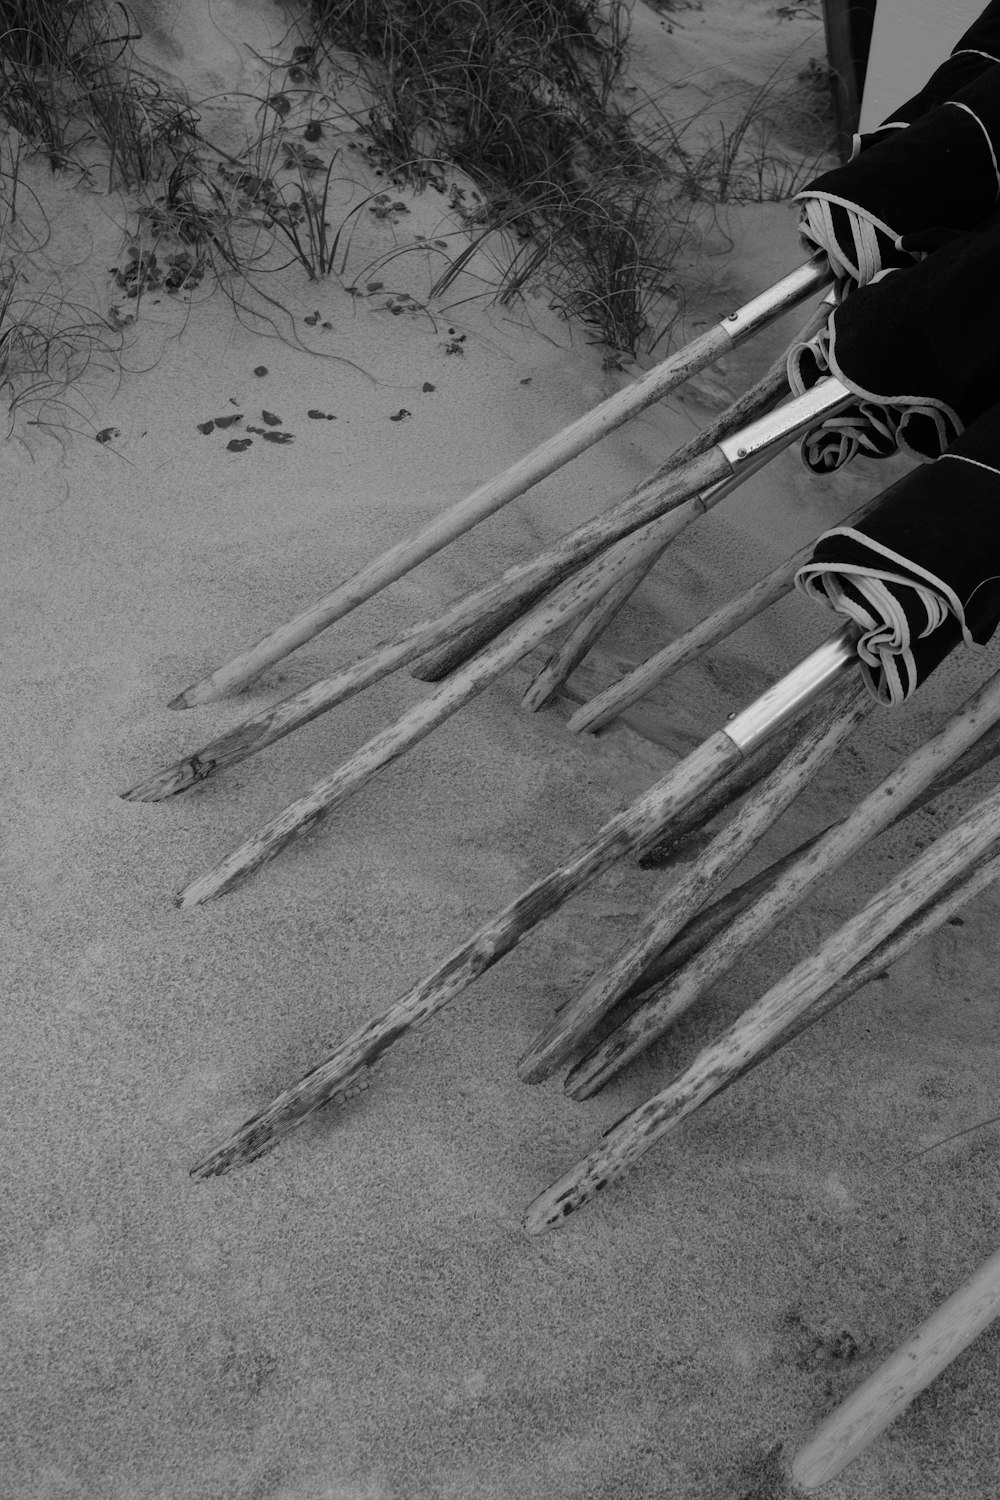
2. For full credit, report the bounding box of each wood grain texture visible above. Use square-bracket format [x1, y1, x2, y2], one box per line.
[173, 269, 830, 710]
[523, 778, 1000, 1234]
[521, 296, 834, 712]
[565, 665, 1000, 1099]
[567, 486, 882, 736]
[517, 673, 869, 1082]
[129, 447, 727, 801]
[793, 1239, 1000, 1489]
[173, 462, 732, 908]
[408, 353, 795, 684]
[188, 730, 739, 1177]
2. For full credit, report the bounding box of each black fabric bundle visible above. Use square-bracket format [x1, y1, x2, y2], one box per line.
[797, 2, 1000, 286]
[796, 401, 1000, 704]
[788, 4, 1000, 474]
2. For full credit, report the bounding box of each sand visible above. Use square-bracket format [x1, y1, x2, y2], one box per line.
[4, 3, 1000, 1497]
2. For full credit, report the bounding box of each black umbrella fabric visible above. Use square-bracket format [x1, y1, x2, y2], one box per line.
[795, 402, 1000, 705]
[787, 209, 1000, 472]
[797, 3, 1000, 287]
[785, 9, 1000, 474]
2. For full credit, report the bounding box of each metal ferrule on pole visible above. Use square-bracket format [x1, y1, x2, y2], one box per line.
[719, 256, 833, 343]
[717, 376, 854, 471]
[723, 626, 861, 754]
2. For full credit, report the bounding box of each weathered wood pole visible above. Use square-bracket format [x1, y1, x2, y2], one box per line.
[523, 778, 1000, 1235]
[519, 456, 776, 715]
[618, 716, 1000, 1002]
[171, 258, 831, 707]
[188, 632, 855, 1176]
[518, 675, 870, 1081]
[174, 384, 853, 905]
[173, 458, 728, 904]
[567, 493, 880, 737]
[127, 372, 838, 802]
[413, 339, 794, 685]
[519, 296, 836, 711]
[792, 1241, 1000, 1489]
[565, 663, 1000, 1100]
[130, 445, 738, 799]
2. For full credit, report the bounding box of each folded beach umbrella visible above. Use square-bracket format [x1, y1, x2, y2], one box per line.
[797, 4, 1000, 286]
[796, 401, 1000, 704]
[788, 209, 1000, 470]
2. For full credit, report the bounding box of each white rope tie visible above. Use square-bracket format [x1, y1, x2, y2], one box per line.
[798, 197, 890, 286]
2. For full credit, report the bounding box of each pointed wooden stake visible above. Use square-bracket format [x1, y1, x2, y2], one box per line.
[518, 674, 870, 1081]
[566, 664, 1000, 1100]
[523, 780, 1000, 1235]
[188, 632, 855, 1176]
[172, 258, 831, 707]
[128, 375, 785, 801]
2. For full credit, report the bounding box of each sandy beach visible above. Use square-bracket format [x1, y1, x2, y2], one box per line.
[5, 3, 1000, 1496]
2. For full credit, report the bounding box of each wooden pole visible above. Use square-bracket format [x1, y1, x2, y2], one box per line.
[189, 732, 742, 1175]
[519, 457, 776, 715]
[518, 675, 871, 1081]
[412, 349, 793, 685]
[565, 664, 1000, 1100]
[523, 779, 1000, 1235]
[519, 297, 836, 712]
[125, 451, 725, 803]
[567, 495, 879, 738]
[792, 1241, 1000, 1489]
[613, 715, 1000, 1009]
[171, 258, 831, 708]
[187, 632, 855, 1176]
[127, 369, 799, 801]
[174, 458, 731, 904]
[635, 719, 815, 867]
[173, 385, 853, 904]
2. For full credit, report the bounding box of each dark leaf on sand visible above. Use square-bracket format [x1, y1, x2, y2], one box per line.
[227, 438, 252, 453]
[262, 410, 282, 426]
[214, 414, 243, 429]
[95, 427, 119, 444]
[304, 312, 320, 326]
[389, 409, 411, 422]
[304, 119, 323, 143]
[196, 420, 215, 434]
[308, 410, 336, 420]
[422, 382, 435, 392]
[253, 365, 268, 377]
[267, 94, 291, 117]
[262, 431, 294, 444]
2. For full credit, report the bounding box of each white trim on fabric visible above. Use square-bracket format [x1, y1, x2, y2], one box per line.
[942, 452, 1000, 480]
[945, 99, 1000, 196]
[799, 526, 969, 637]
[825, 311, 965, 428]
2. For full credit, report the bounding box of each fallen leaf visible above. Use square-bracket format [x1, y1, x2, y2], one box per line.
[389, 409, 411, 422]
[422, 382, 435, 392]
[95, 427, 119, 444]
[253, 365, 268, 376]
[262, 431, 294, 444]
[227, 438, 252, 452]
[214, 414, 243, 429]
[196, 420, 215, 434]
[262, 410, 282, 426]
